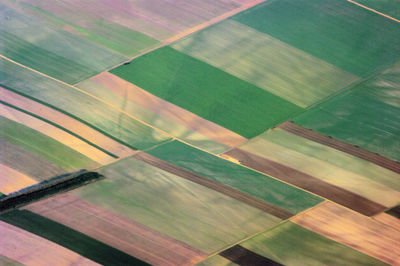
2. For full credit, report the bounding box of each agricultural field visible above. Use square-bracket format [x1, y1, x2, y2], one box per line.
[110, 46, 303, 138]
[1, 0, 400, 265]
[293, 61, 400, 161]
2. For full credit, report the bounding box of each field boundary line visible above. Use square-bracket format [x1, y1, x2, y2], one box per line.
[346, 0, 400, 23]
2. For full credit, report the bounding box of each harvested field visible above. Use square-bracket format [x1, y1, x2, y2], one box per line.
[0, 164, 37, 194]
[233, 0, 400, 77]
[225, 148, 386, 216]
[236, 221, 387, 265]
[291, 201, 400, 265]
[1, 86, 135, 159]
[25, 193, 206, 266]
[110, 46, 303, 138]
[233, 128, 400, 209]
[77, 72, 246, 154]
[147, 140, 323, 214]
[74, 156, 281, 254]
[293, 61, 400, 162]
[0, 220, 99, 265]
[1, 2, 126, 83]
[172, 19, 358, 108]
[0, 59, 171, 150]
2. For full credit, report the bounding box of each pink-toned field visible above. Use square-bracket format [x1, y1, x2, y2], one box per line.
[0, 221, 99, 265]
[24, 193, 207, 266]
[291, 202, 400, 265]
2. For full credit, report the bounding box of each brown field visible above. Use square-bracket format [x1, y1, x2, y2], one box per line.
[224, 148, 386, 216]
[291, 201, 400, 264]
[0, 101, 115, 165]
[1, 87, 135, 159]
[0, 163, 37, 194]
[279, 122, 400, 174]
[134, 152, 292, 219]
[25, 193, 207, 266]
[88, 72, 247, 147]
[0, 221, 98, 265]
[374, 213, 400, 231]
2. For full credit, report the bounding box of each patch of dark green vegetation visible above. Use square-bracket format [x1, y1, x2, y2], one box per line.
[110, 46, 303, 138]
[386, 205, 400, 219]
[233, 0, 400, 77]
[0, 170, 102, 213]
[0, 210, 149, 265]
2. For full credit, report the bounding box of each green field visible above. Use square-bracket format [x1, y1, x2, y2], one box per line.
[239, 221, 387, 265]
[110, 46, 303, 138]
[356, 0, 400, 20]
[0, 59, 171, 150]
[147, 140, 323, 214]
[294, 61, 400, 161]
[172, 19, 358, 108]
[233, 0, 400, 77]
[75, 156, 280, 254]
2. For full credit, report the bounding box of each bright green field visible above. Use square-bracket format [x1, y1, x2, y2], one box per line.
[294, 61, 400, 161]
[239, 221, 388, 265]
[233, 0, 400, 77]
[147, 140, 323, 214]
[0, 59, 170, 150]
[110, 46, 303, 138]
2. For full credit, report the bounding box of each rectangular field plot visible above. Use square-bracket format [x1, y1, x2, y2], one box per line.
[227, 128, 400, 212]
[223, 221, 387, 266]
[233, 0, 400, 77]
[147, 140, 323, 214]
[172, 19, 358, 108]
[0, 59, 171, 151]
[110, 47, 303, 138]
[293, 61, 400, 162]
[69, 156, 281, 255]
[1, 2, 126, 83]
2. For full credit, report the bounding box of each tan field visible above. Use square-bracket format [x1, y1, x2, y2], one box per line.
[0, 163, 37, 194]
[291, 201, 400, 265]
[374, 213, 400, 231]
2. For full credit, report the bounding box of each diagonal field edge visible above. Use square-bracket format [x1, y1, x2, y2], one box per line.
[133, 152, 293, 220]
[279, 121, 400, 174]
